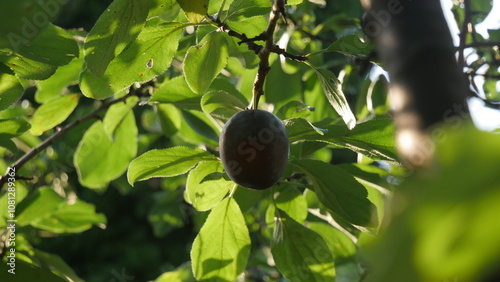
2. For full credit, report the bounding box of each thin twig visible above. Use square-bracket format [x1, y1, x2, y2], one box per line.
[458, 0, 472, 70]
[0, 90, 139, 189]
[463, 41, 500, 49]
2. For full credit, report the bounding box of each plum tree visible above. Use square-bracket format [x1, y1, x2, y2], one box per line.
[219, 109, 289, 190]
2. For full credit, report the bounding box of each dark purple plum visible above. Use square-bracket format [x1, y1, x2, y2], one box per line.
[219, 109, 289, 190]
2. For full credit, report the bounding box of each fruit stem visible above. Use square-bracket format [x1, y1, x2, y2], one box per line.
[228, 183, 238, 198]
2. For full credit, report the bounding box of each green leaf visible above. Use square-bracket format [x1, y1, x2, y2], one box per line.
[102, 95, 139, 137]
[286, 0, 303, 4]
[0, 1, 60, 49]
[308, 222, 356, 263]
[337, 163, 390, 194]
[0, 72, 23, 111]
[84, 0, 152, 76]
[74, 111, 137, 189]
[264, 59, 303, 109]
[226, 0, 271, 20]
[232, 186, 264, 213]
[227, 15, 269, 38]
[17, 24, 79, 67]
[80, 23, 183, 99]
[191, 197, 251, 281]
[0, 184, 28, 228]
[32, 200, 107, 233]
[271, 210, 336, 281]
[32, 249, 84, 282]
[276, 101, 314, 120]
[201, 91, 247, 122]
[292, 159, 376, 227]
[290, 118, 398, 163]
[30, 94, 79, 136]
[35, 55, 84, 103]
[284, 118, 328, 138]
[148, 192, 185, 237]
[305, 62, 356, 129]
[181, 110, 219, 142]
[186, 161, 233, 211]
[128, 146, 217, 185]
[15, 187, 65, 227]
[0, 139, 16, 152]
[0, 118, 30, 138]
[184, 31, 229, 94]
[176, 0, 209, 23]
[367, 75, 389, 114]
[275, 185, 308, 224]
[150, 76, 200, 109]
[322, 34, 372, 57]
[148, 0, 181, 21]
[0, 50, 56, 80]
[157, 103, 182, 135]
[155, 262, 196, 282]
[0, 260, 66, 282]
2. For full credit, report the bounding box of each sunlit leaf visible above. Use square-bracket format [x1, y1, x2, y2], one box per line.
[176, 0, 209, 23]
[201, 91, 247, 122]
[0, 50, 56, 80]
[322, 34, 372, 57]
[305, 62, 356, 129]
[284, 118, 328, 137]
[84, 0, 152, 76]
[102, 95, 139, 137]
[16, 187, 66, 226]
[226, 0, 271, 20]
[155, 262, 196, 282]
[184, 31, 229, 94]
[148, 0, 181, 21]
[272, 185, 308, 224]
[0, 118, 30, 138]
[128, 146, 217, 185]
[191, 197, 250, 281]
[80, 23, 183, 99]
[35, 55, 84, 103]
[276, 101, 314, 120]
[33, 200, 107, 233]
[186, 160, 233, 211]
[289, 118, 398, 163]
[150, 76, 200, 109]
[74, 111, 137, 189]
[30, 94, 79, 136]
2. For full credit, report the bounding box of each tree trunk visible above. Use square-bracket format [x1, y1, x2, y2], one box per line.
[364, 0, 469, 168]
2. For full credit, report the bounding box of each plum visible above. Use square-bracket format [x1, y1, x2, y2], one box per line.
[219, 109, 289, 190]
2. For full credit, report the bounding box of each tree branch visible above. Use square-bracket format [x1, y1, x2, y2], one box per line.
[211, 2, 307, 109]
[0, 89, 141, 189]
[250, 0, 286, 109]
